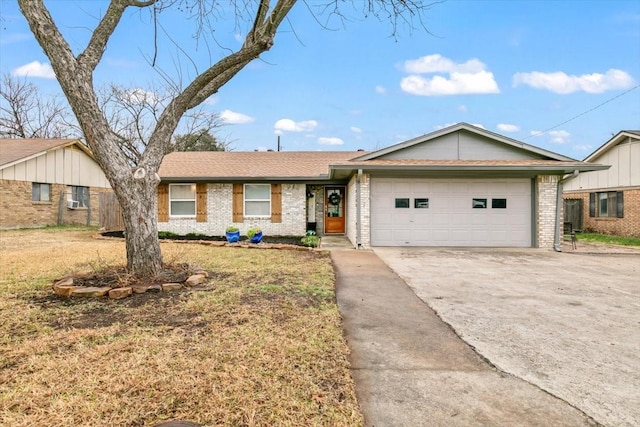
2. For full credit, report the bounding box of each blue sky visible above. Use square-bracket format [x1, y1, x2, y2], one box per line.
[1, 0, 639, 159]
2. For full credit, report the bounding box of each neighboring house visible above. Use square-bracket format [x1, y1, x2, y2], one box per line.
[563, 130, 640, 237]
[0, 138, 112, 229]
[157, 123, 606, 249]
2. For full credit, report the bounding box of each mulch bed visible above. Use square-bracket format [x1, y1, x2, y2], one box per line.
[101, 231, 306, 246]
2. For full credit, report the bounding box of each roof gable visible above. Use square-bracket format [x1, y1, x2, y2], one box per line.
[354, 123, 576, 162]
[0, 138, 92, 169]
[584, 130, 640, 162]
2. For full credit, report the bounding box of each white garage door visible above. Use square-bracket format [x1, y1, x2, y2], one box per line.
[371, 178, 532, 247]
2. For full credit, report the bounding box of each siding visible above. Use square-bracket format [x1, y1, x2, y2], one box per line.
[0, 147, 110, 188]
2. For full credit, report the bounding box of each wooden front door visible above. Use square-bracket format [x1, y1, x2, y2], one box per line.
[325, 186, 346, 234]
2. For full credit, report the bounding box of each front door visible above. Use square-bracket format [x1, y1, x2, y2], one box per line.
[325, 186, 346, 234]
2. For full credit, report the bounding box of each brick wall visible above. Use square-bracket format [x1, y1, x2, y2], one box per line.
[158, 183, 307, 236]
[345, 173, 371, 248]
[536, 175, 559, 248]
[563, 188, 640, 237]
[0, 179, 109, 229]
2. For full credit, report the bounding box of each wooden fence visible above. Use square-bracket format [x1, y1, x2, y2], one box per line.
[99, 192, 124, 232]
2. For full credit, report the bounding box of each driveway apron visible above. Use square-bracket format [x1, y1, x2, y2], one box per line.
[331, 249, 596, 427]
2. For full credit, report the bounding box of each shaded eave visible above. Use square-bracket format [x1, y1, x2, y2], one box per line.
[160, 175, 339, 184]
[329, 163, 610, 180]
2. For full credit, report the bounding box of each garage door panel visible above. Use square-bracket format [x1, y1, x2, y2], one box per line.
[371, 178, 531, 247]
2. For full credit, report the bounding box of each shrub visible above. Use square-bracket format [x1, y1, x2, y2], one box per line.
[301, 235, 320, 248]
[247, 227, 262, 238]
[226, 225, 239, 233]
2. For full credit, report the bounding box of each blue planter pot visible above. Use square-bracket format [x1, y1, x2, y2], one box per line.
[249, 231, 263, 243]
[225, 230, 240, 243]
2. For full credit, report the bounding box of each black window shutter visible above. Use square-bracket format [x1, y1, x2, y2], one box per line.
[616, 192, 624, 218]
[589, 193, 596, 217]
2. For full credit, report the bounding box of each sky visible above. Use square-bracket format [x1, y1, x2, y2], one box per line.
[1, 0, 639, 160]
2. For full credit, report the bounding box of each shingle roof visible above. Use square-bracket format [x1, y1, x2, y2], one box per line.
[158, 151, 366, 180]
[0, 138, 83, 167]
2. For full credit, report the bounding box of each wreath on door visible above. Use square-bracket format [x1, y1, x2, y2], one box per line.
[329, 193, 342, 206]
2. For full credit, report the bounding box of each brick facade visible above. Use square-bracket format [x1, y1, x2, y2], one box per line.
[158, 183, 307, 236]
[346, 173, 370, 248]
[536, 175, 560, 248]
[0, 179, 109, 229]
[563, 188, 640, 237]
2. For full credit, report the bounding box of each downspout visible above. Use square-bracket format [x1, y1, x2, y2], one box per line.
[356, 169, 362, 249]
[553, 170, 579, 252]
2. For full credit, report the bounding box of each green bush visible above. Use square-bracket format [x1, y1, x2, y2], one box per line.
[301, 235, 320, 248]
[247, 227, 262, 238]
[158, 231, 179, 239]
[225, 225, 239, 233]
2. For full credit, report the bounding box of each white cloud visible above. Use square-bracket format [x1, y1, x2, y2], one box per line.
[548, 130, 570, 144]
[318, 137, 344, 146]
[401, 71, 500, 96]
[403, 54, 486, 74]
[12, 61, 55, 79]
[457, 105, 468, 112]
[350, 126, 362, 133]
[434, 123, 457, 130]
[124, 88, 159, 104]
[234, 33, 244, 42]
[0, 33, 31, 45]
[220, 109, 255, 124]
[530, 129, 570, 144]
[471, 123, 485, 129]
[497, 123, 520, 132]
[512, 69, 636, 94]
[400, 55, 499, 96]
[375, 85, 387, 94]
[274, 118, 318, 132]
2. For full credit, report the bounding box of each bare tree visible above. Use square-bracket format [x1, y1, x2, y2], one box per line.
[17, 0, 433, 278]
[0, 73, 78, 138]
[100, 84, 222, 164]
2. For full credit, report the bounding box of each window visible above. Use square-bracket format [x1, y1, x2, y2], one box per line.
[590, 191, 623, 218]
[69, 186, 89, 207]
[244, 184, 270, 217]
[395, 198, 410, 208]
[472, 198, 487, 209]
[414, 198, 429, 208]
[169, 184, 196, 216]
[491, 198, 507, 209]
[32, 183, 51, 202]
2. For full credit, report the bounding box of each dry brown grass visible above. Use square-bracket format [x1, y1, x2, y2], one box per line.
[0, 227, 363, 427]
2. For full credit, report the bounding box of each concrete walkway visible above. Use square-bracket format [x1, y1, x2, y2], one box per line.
[331, 249, 598, 427]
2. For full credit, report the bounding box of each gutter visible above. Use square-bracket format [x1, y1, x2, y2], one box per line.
[553, 170, 579, 252]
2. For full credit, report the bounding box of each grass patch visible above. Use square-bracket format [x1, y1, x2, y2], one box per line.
[0, 228, 362, 426]
[577, 233, 640, 247]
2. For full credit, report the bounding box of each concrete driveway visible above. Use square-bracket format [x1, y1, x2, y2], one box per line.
[373, 247, 640, 427]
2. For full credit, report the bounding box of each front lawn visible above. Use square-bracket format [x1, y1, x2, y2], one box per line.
[577, 233, 640, 247]
[0, 227, 362, 426]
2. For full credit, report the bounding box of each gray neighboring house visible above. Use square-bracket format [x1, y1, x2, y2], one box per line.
[157, 123, 606, 249]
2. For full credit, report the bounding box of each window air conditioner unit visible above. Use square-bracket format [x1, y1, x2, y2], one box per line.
[67, 200, 79, 209]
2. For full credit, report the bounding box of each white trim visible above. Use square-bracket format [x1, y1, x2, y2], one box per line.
[243, 183, 271, 218]
[169, 183, 196, 217]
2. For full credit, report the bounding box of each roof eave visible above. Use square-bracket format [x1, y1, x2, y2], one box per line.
[159, 175, 333, 182]
[584, 131, 639, 162]
[330, 164, 610, 174]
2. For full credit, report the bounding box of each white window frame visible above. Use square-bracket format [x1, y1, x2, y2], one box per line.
[169, 183, 196, 217]
[244, 183, 271, 218]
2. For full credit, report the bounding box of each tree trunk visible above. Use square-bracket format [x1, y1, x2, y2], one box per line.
[117, 175, 162, 277]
